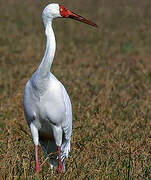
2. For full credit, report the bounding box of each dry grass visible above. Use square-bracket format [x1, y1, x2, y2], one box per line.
[0, 0, 151, 179]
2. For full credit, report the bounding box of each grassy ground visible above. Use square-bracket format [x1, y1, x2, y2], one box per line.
[0, 0, 151, 179]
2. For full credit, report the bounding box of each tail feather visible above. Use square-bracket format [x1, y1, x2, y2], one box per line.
[39, 139, 58, 168]
[39, 139, 70, 170]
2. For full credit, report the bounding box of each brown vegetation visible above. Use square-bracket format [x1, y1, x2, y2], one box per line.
[0, 0, 151, 179]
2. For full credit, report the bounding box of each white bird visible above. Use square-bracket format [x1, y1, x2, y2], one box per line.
[23, 3, 97, 173]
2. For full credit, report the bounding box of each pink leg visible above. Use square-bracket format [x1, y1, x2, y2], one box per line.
[57, 146, 63, 173]
[35, 145, 40, 172]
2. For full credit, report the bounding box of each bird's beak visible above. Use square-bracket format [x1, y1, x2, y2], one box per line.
[59, 5, 98, 27]
[68, 10, 98, 27]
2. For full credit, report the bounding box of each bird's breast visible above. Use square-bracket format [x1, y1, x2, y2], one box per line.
[35, 79, 66, 125]
[24, 75, 66, 126]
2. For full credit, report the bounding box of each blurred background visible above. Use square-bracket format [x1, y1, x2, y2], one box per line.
[0, 0, 151, 179]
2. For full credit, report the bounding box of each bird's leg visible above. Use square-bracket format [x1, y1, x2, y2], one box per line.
[35, 145, 40, 172]
[57, 146, 63, 173]
[52, 126, 63, 173]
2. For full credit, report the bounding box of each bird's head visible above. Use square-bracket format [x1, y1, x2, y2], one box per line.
[42, 3, 97, 27]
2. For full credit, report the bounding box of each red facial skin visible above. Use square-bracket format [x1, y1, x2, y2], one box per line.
[59, 5, 70, 17]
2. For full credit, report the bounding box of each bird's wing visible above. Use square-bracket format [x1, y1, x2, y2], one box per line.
[61, 85, 72, 158]
[62, 85, 72, 141]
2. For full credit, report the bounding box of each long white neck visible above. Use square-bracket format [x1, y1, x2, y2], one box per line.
[37, 21, 56, 78]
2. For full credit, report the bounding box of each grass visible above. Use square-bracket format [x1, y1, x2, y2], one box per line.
[0, 0, 151, 179]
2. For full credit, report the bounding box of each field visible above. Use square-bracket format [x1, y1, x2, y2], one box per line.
[0, 0, 151, 179]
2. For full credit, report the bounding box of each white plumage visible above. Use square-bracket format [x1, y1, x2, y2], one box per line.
[23, 3, 97, 173]
[23, 4, 72, 173]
